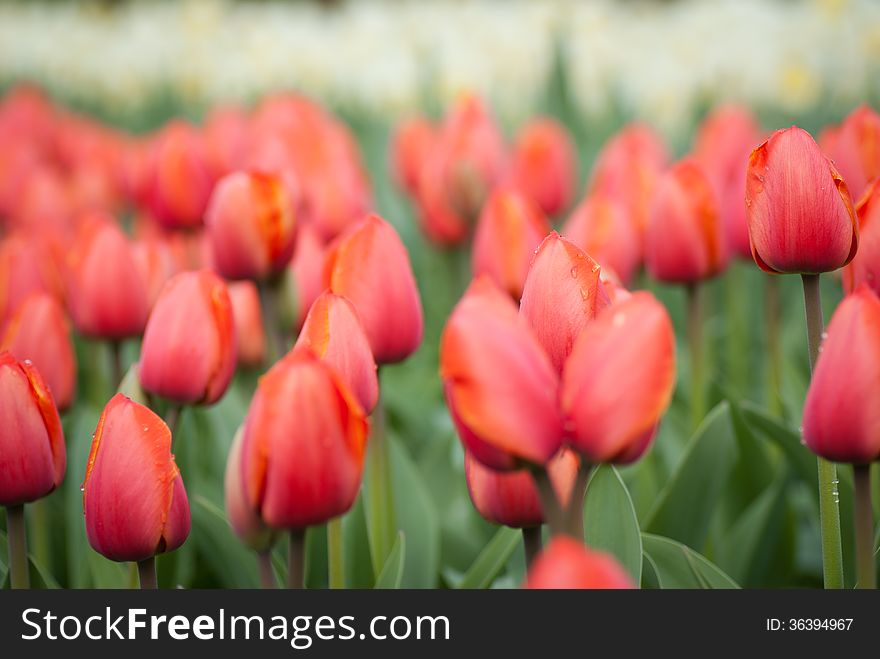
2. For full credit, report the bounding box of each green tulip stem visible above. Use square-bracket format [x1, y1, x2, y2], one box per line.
[109, 340, 124, 391]
[137, 557, 157, 589]
[565, 462, 592, 540]
[6, 504, 29, 589]
[257, 551, 276, 589]
[686, 282, 705, 431]
[801, 273, 844, 589]
[853, 464, 876, 589]
[288, 529, 306, 589]
[30, 498, 50, 573]
[259, 278, 288, 363]
[327, 517, 345, 589]
[725, 263, 748, 395]
[365, 388, 397, 577]
[521, 526, 543, 568]
[765, 275, 783, 415]
[531, 467, 565, 536]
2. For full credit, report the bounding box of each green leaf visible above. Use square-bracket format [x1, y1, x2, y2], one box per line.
[739, 401, 815, 488]
[191, 495, 260, 588]
[0, 529, 61, 589]
[644, 402, 737, 549]
[458, 526, 521, 589]
[388, 434, 440, 588]
[374, 532, 406, 589]
[583, 465, 642, 584]
[641, 534, 739, 589]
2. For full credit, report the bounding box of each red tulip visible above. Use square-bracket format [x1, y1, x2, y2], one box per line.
[645, 158, 728, 283]
[0, 231, 64, 323]
[843, 179, 880, 295]
[325, 214, 423, 364]
[563, 194, 641, 286]
[294, 291, 378, 415]
[525, 536, 634, 589]
[391, 116, 437, 196]
[132, 234, 178, 311]
[83, 394, 190, 562]
[203, 105, 250, 181]
[0, 351, 65, 506]
[286, 224, 326, 331]
[238, 350, 369, 529]
[206, 171, 296, 280]
[590, 123, 668, 237]
[139, 270, 236, 405]
[143, 121, 213, 230]
[465, 449, 578, 528]
[803, 286, 880, 463]
[519, 233, 609, 374]
[824, 105, 880, 200]
[471, 188, 551, 299]
[66, 212, 150, 339]
[693, 105, 762, 259]
[225, 425, 275, 551]
[509, 117, 576, 217]
[440, 277, 564, 470]
[227, 281, 266, 368]
[1, 293, 76, 410]
[746, 126, 858, 274]
[415, 94, 506, 244]
[562, 292, 676, 464]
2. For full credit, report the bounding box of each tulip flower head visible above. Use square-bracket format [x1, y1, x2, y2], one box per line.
[562, 292, 676, 464]
[205, 170, 296, 281]
[802, 286, 880, 464]
[391, 116, 437, 197]
[66, 212, 150, 339]
[824, 105, 880, 200]
[441, 276, 564, 470]
[465, 449, 578, 528]
[83, 394, 190, 562]
[0, 351, 65, 506]
[746, 126, 858, 274]
[525, 536, 635, 589]
[519, 232, 609, 374]
[1, 293, 76, 410]
[285, 223, 326, 331]
[225, 425, 275, 552]
[471, 188, 551, 299]
[509, 117, 577, 217]
[294, 291, 379, 415]
[227, 280, 266, 368]
[139, 270, 236, 405]
[324, 214, 423, 364]
[238, 350, 369, 530]
[563, 194, 641, 286]
[843, 178, 880, 296]
[645, 158, 728, 283]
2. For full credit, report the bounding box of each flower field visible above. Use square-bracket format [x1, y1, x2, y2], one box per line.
[0, 0, 879, 591]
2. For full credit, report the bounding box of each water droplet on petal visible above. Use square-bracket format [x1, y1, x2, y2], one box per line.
[570, 266, 579, 278]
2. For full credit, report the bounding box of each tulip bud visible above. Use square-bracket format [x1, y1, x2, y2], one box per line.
[563, 194, 641, 286]
[227, 281, 266, 368]
[0, 231, 64, 323]
[203, 105, 250, 181]
[843, 178, 880, 295]
[66, 212, 150, 339]
[285, 223, 326, 331]
[143, 121, 213, 230]
[465, 449, 578, 528]
[562, 292, 676, 464]
[746, 126, 858, 274]
[225, 425, 275, 552]
[802, 286, 880, 463]
[525, 536, 634, 589]
[645, 158, 728, 283]
[472, 188, 551, 299]
[238, 350, 369, 529]
[440, 277, 564, 470]
[0, 352, 65, 506]
[325, 214, 423, 364]
[391, 116, 436, 196]
[139, 270, 236, 405]
[509, 117, 576, 217]
[519, 233, 609, 374]
[824, 105, 880, 200]
[83, 394, 190, 562]
[294, 291, 378, 414]
[205, 171, 296, 281]
[590, 123, 668, 236]
[132, 234, 178, 311]
[1, 293, 76, 410]
[693, 105, 762, 259]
